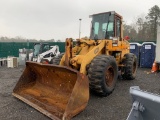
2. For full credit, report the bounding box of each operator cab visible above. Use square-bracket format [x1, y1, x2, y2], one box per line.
[90, 11, 122, 40]
[33, 43, 50, 57]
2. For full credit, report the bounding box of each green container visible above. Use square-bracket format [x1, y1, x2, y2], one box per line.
[0, 42, 65, 57]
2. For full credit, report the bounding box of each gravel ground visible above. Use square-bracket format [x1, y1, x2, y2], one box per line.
[0, 66, 160, 120]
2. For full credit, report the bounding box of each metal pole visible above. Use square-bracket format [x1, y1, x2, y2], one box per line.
[79, 19, 82, 39]
[26, 39, 29, 60]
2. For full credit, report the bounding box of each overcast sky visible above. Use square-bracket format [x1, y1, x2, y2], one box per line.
[0, 0, 160, 41]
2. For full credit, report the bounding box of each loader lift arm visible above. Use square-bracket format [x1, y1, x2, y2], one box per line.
[63, 38, 106, 74]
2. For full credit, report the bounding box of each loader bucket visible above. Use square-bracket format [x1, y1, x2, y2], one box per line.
[13, 62, 89, 120]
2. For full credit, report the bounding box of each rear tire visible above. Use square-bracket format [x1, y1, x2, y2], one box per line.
[121, 53, 137, 80]
[88, 55, 118, 96]
[50, 53, 64, 65]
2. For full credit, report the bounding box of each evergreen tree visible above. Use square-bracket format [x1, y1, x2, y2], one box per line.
[146, 5, 160, 40]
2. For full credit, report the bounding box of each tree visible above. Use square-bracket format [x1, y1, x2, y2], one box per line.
[123, 23, 137, 41]
[146, 5, 160, 40]
[49, 39, 55, 42]
[57, 40, 61, 42]
[136, 17, 150, 41]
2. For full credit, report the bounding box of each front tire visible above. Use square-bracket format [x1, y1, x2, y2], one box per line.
[88, 55, 118, 96]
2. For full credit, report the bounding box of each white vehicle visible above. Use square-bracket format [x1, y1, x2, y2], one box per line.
[30, 43, 60, 64]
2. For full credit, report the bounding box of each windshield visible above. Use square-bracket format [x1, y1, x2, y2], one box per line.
[33, 44, 41, 56]
[42, 44, 50, 52]
[90, 13, 114, 40]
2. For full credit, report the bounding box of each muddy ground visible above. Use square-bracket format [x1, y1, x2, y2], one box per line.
[0, 66, 160, 120]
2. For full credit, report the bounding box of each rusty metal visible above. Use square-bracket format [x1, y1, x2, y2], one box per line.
[105, 66, 114, 87]
[13, 61, 89, 120]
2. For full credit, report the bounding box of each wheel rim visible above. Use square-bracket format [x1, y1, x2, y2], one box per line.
[105, 66, 114, 87]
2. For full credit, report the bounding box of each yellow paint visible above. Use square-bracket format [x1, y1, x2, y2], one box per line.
[59, 12, 130, 75]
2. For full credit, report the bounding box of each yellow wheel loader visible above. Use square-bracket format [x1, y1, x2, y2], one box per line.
[13, 11, 137, 120]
